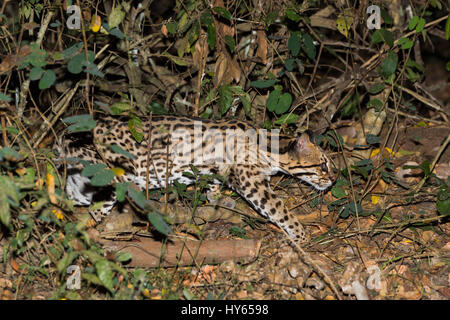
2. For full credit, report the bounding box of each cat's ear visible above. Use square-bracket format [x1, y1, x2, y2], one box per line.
[295, 133, 311, 153]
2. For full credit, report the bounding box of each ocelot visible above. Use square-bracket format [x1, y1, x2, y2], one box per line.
[57, 115, 335, 245]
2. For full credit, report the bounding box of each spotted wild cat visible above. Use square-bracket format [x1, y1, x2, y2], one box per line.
[57, 115, 335, 245]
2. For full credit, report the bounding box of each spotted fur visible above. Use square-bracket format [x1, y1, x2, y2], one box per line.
[57, 115, 335, 245]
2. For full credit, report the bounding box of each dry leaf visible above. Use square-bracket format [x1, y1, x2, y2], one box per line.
[46, 173, 57, 204]
[193, 32, 209, 70]
[11, 259, 21, 273]
[161, 24, 168, 37]
[0, 45, 32, 74]
[213, 52, 228, 87]
[256, 30, 268, 64]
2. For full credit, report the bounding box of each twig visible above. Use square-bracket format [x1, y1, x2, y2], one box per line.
[146, 112, 153, 200]
[76, 0, 92, 116]
[17, 9, 55, 119]
[396, 84, 448, 116]
[413, 132, 450, 193]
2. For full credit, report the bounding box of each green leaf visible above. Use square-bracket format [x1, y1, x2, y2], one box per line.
[239, 93, 251, 115]
[415, 18, 426, 33]
[380, 9, 393, 25]
[90, 169, 115, 187]
[38, 69, 56, 89]
[27, 46, 48, 68]
[30, 67, 44, 80]
[108, 27, 125, 40]
[264, 10, 279, 28]
[83, 61, 104, 78]
[409, 16, 419, 31]
[115, 252, 132, 262]
[67, 52, 95, 74]
[349, 202, 363, 214]
[406, 67, 420, 83]
[0, 176, 20, 229]
[224, 35, 235, 53]
[200, 11, 213, 26]
[341, 92, 359, 117]
[207, 24, 216, 50]
[62, 42, 83, 59]
[353, 158, 374, 168]
[326, 131, 344, 148]
[446, 61, 450, 72]
[166, 21, 177, 34]
[285, 8, 301, 22]
[250, 79, 277, 89]
[368, 83, 385, 94]
[277, 92, 292, 114]
[57, 251, 78, 273]
[366, 134, 381, 145]
[331, 186, 346, 199]
[381, 51, 398, 78]
[63, 114, 93, 124]
[67, 53, 85, 74]
[110, 144, 136, 159]
[128, 188, 149, 210]
[213, 7, 232, 21]
[188, 21, 200, 45]
[81, 163, 107, 178]
[397, 37, 413, 50]
[128, 116, 144, 143]
[0, 147, 21, 161]
[148, 102, 168, 115]
[63, 114, 97, 133]
[302, 34, 316, 60]
[419, 160, 431, 176]
[147, 212, 173, 236]
[110, 102, 131, 115]
[371, 29, 394, 48]
[284, 58, 295, 71]
[0, 93, 11, 102]
[163, 52, 189, 66]
[228, 226, 248, 239]
[95, 259, 114, 292]
[340, 205, 350, 218]
[266, 88, 281, 112]
[115, 182, 130, 202]
[108, 5, 125, 29]
[219, 84, 233, 115]
[367, 98, 383, 108]
[288, 33, 301, 57]
[406, 59, 424, 72]
[436, 183, 450, 215]
[275, 113, 299, 125]
[82, 273, 104, 287]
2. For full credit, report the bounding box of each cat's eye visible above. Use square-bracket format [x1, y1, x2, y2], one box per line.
[321, 162, 328, 173]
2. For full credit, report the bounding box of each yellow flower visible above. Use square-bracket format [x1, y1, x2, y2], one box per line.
[370, 147, 393, 158]
[90, 15, 102, 33]
[371, 195, 380, 205]
[52, 208, 64, 220]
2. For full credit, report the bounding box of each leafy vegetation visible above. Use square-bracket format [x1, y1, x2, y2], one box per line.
[0, 0, 448, 300]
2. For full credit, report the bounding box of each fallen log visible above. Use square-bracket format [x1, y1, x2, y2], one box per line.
[98, 236, 261, 268]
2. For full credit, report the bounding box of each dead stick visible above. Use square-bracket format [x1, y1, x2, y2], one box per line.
[100, 237, 261, 268]
[414, 132, 450, 193]
[145, 112, 153, 200]
[17, 9, 54, 119]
